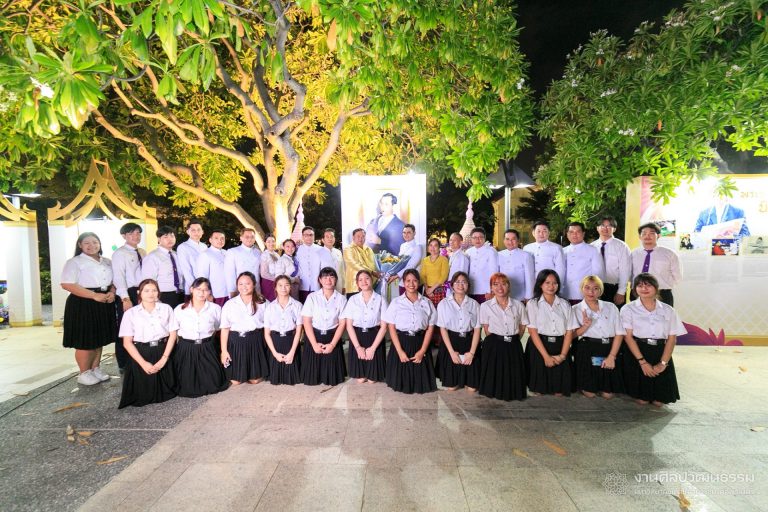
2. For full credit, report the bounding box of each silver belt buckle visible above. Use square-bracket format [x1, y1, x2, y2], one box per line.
[320, 330, 327, 336]
[195, 339, 203, 345]
[547, 336, 557, 343]
[239, 331, 247, 338]
[149, 341, 159, 347]
[279, 331, 287, 337]
[459, 331, 467, 338]
[646, 338, 658, 346]
[601, 337, 610, 344]
[361, 327, 369, 333]
[503, 335, 513, 342]
[100, 286, 108, 292]
[407, 330, 416, 336]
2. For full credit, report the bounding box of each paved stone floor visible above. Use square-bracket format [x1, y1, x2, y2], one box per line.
[0, 338, 766, 511]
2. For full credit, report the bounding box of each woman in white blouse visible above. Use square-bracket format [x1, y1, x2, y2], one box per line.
[301, 267, 348, 385]
[259, 235, 280, 301]
[60, 232, 118, 386]
[478, 272, 528, 401]
[526, 269, 574, 396]
[264, 275, 304, 385]
[620, 273, 686, 406]
[118, 279, 177, 408]
[435, 271, 482, 392]
[382, 269, 437, 394]
[570, 275, 625, 399]
[273, 239, 300, 300]
[172, 277, 228, 397]
[341, 270, 388, 383]
[220, 272, 269, 385]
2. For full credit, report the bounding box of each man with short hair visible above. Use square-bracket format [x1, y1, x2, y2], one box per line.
[295, 226, 332, 302]
[631, 223, 682, 306]
[366, 192, 406, 255]
[465, 227, 498, 304]
[112, 222, 145, 372]
[447, 232, 469, 282]
[498, 229, 535, 302]
[141, 226, 184, 308]
[224, 227, 262, 298]
[562, 222, 605, 304]
[390, 223, 423, 294]
[523, 220, 565, 281]
[592, 215, 631, 305]
[321, 228, 345, 294]
[194, 229, 228, 305]
[176, 219, 207, 299]
[343, 228, 377, 296]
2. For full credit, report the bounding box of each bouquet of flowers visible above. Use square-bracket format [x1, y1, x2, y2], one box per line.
[374, 251, 411, 296]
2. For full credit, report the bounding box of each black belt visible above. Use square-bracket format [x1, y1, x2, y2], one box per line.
[180, 336, 213, 345]
[637, 337, 665, 346]
[232, 330, 256, 338]
[490, 333, 519, 343]
[272, 329, 295, 338]
[87, 286, 111, 292]
[134, 337, 168, 347]
[396, 329, 424, 337]
[313, 326, 337, 337]
[582, 336, 612, 344]
[448, 329, 471, 338]
[540, 334, 564, 343]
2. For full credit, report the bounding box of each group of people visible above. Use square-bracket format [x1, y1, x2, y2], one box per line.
[60, 215, 685, 409]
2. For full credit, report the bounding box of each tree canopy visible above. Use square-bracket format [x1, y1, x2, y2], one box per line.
[538, 0, 768, 221]
[0, 0, 533, 241]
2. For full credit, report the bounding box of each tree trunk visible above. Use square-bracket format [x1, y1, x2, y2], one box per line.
[262, 188, 297, 242]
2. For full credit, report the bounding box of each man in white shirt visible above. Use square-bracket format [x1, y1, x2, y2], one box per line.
[141, 225, 184, 308]
[176, 219, 207, 299]
[562, 222, 605, 304]
[631, 223, 682, 306]
[390, 223, 423, 295]
[447, 232, 469, 282]
[296, 226, 333, 302]
[497, 229, 535, 302]
[112, 222, 146, 372]
[194, 229, 228, 305]
[592, 215, 631, 306]
[466, 227, 498, 304]
[523, 220, 565, 282]
[224, 227, 262, 298]
[321, 228, 345, 295]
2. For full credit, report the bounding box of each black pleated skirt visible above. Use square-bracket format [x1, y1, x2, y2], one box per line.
[301, 328, 347, 386]
[348, 326, 386, 381]
[225, 330, 269, 382]
[174, 337, 229, 397]
[267, 330, 302, 385]
[478, 334, 527, 401]
[62, 291, 117, 350]
[623, 339, 679, 404]
[119, 340, 176, 408]
[385, 330, 437, 394]
[436, 330, 481, 389]
[574, 337, 625, 394]
[527, 335, 572, 396]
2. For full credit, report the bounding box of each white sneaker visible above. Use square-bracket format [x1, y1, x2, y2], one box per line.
[77, 370, 101, 386]
[91, 367, 111, 382]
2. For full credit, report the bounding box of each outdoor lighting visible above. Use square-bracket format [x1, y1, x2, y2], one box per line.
[489, 159, 535, 230]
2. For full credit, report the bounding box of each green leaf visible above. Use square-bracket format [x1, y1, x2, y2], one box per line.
[135, 8, 154, 38]
[190, 0, 210, 36]
[203, 0, 224, 18]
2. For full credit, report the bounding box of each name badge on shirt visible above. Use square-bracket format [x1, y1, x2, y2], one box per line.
[546, 336, 557, 343]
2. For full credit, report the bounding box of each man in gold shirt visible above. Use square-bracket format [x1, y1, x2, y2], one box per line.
[343, 228, 378, 296]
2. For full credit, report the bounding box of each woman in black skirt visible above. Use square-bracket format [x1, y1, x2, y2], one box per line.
[341, 270, 388, 383]
[300, 267, 348, 386]
[382, 269, 437, 394]
[171, 277, 229, 397]
[620, 273, 686, 406]
[570, 275, 625, 399]
[118, 279, 177, 408]
[526, 269, 574, 396]
[264, 275, 304, 385]
[220, 272, 269, 385]
[436, 271, 481, 392]
[60, 232, 118, 386]
[478, 272, 528, 401]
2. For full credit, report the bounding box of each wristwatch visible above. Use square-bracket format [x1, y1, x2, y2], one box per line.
[660, 360, 668, 366]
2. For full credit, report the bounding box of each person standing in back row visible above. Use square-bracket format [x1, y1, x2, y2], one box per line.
[112, 222, 146, 373]
[591, 216, 631, 306]
[141, 226, 185, 308]
[562, 222, 604, 304]
[225, 227, 262, 298]
[497, 229, 535, 302]
[524, 220, 565, 283]
[630, 223, 681, 306]
[176, 219, 206, 300]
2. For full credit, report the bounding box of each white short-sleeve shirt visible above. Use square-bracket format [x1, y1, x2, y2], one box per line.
[301, 290, 347, 331]
[264, 298, 303, 333]
[118, 303, 175, 342]
[620, 299, 687, 339]
[436, 295, 480, 333]
[569, 300, 625, 338]
[220, 295, 266, 332]
[340, 291, 387, 329]
[171, 301, 221, 340]
[61, 254, 113, 289]
[478, 297, 528, 336]
[526, 296, 574, 336]
[382, 294, 437, 331]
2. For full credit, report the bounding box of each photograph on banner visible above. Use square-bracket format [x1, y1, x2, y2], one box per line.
[339, 174, 427, 253]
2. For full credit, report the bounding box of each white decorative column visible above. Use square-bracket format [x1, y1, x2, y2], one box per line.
[290, 203, 305, 244]
[459, 201, 476, 250]
[0, 195, 43, 326]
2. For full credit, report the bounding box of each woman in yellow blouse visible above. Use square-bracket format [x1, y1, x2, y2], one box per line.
[421, 238, 449, 307]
